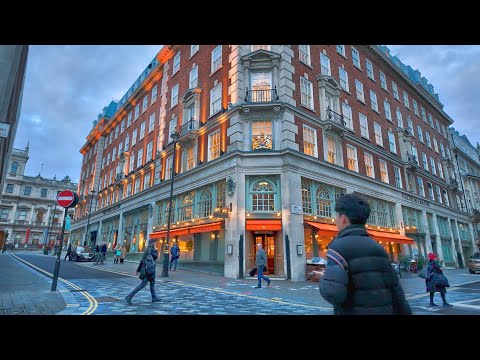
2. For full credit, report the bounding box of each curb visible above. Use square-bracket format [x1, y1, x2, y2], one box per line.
[9, 253, 81, 315]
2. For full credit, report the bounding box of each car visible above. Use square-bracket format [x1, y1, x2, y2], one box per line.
[71, 246, 95, 262]
[468, 252, 480, 274]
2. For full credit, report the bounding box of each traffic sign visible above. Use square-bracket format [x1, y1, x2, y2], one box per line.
[57, 190, 78, 208]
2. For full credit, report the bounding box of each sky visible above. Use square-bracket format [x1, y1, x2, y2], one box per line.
[13, 45, 480, 184]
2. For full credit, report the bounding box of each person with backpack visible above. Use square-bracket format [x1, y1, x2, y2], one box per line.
[318, 193, 412, 315]
[125, 238, 161, 304]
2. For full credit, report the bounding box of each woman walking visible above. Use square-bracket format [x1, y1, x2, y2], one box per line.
[425, 253, 453, 307]
[113, 244, 121, 264]
[120, 244, 126, 264]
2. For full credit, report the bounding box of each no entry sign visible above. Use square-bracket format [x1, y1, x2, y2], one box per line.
[57, 190, 78, 208]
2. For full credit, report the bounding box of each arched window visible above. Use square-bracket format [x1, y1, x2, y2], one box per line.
[368, 198, 395, 227]
[251, 180, 275, 212]
[179, 192, 194, 221]
[315, 185, 333, 218]
[10, 162, 18, 175]
[199, 188, 213, 218]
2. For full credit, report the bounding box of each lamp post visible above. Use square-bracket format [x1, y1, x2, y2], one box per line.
[161, 130, 180, 277]
[84, 190, 96, 247]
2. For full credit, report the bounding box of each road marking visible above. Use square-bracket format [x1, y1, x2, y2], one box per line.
[9, 254, 98, 315]
[79, 263, 331, 311]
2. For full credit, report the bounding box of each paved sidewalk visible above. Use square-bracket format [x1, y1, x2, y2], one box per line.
[0, 252, 68, 315]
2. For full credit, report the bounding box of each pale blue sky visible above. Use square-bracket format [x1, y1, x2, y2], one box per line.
[14, 45, 480, 183]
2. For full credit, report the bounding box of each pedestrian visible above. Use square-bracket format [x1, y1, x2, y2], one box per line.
[254, 243, 271, 288]
[169, 242, 180, 271]
[2, 241, 7, 254]
[425, 253, 452, 307]
[318, 193, 412, 315]
[120, 244, 126, 264]
[125, 238, 161, 304]
[101, 242, 107, 263]
[64, 243, 72, 261]
[113, 243, 121, 264]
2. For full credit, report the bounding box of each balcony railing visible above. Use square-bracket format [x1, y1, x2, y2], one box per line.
[473, 208, 480, 222]
[180, 119, 198, 137]
[326, 107, 346, 127]
[244, 87, 279, 103]
[448, 178, 459, 190]
[406, 152, 419, 170]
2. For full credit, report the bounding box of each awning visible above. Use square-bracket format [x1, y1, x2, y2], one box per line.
[305, 221, 338, 235]
[246, 219, 282, 231]
[367, 230, 414, 244]
[150, 228, 189, 239]
[189, 222, 223, 234]
[149, 222, 224, 238]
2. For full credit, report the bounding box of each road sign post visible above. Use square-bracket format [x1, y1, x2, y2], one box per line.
[51, 190, 78, 292]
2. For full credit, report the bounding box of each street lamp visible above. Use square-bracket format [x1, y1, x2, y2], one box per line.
[84, 190, 96, 247]
[161, 130, 180, 277]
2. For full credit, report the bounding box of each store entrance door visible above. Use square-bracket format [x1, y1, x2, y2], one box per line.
[252, 233, 275, 275]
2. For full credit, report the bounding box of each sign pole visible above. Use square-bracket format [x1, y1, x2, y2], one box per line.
[51, 207, 68, 291]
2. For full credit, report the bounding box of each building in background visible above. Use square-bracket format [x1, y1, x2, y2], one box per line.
[0, 45, 29, 247]
[0, 144, 76, 249]
[449, 127, 480, 250]
[70, 45, 478, 281]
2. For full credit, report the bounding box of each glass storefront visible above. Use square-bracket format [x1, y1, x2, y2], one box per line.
[101, 215, 119, 250]
[122, 207, 149, 252]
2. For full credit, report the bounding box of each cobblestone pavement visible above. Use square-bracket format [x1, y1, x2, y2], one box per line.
[5, 252, 480, 315]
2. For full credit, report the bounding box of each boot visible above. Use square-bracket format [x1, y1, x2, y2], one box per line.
[429, 292, 438, 306]
[441, 292, 453, 306]
[124, 295, 132, 305]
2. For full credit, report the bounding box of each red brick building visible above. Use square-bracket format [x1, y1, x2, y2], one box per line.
[70, 45, 477, 280]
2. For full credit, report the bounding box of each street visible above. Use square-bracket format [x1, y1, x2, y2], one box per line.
[3, 251, 480, 315]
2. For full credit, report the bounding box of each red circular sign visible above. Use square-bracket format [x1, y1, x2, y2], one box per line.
[57, 190, 75, 208]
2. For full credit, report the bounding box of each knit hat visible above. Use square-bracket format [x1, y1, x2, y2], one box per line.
[427, 253, 437, 260]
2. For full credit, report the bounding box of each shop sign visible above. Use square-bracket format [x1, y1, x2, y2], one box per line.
[401, 193, 430, 207]
[291, 205, 302, 214]
[0, 122, 10, 138]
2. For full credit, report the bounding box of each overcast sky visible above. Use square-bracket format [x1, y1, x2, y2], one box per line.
[13, 45, 480, 184]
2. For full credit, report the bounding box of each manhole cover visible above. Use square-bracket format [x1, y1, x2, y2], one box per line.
[70, 289, 86, 292]
[95, 296, 119, 303]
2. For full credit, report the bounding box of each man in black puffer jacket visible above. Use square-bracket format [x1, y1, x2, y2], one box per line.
[319, 194, 411, 315]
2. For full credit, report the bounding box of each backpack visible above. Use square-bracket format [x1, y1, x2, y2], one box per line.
[144, 252, 156, 275]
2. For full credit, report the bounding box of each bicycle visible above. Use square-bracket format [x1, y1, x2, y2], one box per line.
[93, 252, 106, 265]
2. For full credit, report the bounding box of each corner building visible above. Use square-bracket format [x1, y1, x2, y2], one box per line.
[70, 45, 478, 281]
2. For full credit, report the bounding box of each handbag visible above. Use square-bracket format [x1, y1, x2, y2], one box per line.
[248, 267, 257, 277]
[116, 250, 122, 256]
[139, 266, 146, 279]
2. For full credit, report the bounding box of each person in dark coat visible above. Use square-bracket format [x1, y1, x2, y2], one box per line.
[319, 193, 412, 315]
[425, 252, 452, 307]
[125, 238, 161, 304]
[64, 243, 72, 261]
[169, 242, 180, 271]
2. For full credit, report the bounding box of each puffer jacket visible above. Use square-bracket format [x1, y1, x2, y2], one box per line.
[319, 224, 412, 315]
[136, 245, 159, 280]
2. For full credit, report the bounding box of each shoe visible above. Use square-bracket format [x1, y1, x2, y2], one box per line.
[124, 296, 132, 305]
[267, 280, 271, 287]
[254, 286, 261, 289]
[429, 303, 438, 307]
[443, 303, 453, 307]
[152, 297, 161, 303]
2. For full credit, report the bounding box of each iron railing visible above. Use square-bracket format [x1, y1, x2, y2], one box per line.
[244, 87, 279, 103]
[326, 107, 346, 126]
[180, 119, 197, 137]
[406, 152, 418, 166]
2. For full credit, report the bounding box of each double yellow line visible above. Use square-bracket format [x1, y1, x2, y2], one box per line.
[10, 254, 98, 315]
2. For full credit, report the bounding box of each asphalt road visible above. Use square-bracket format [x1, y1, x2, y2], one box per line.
[14, 253, 128, 280]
